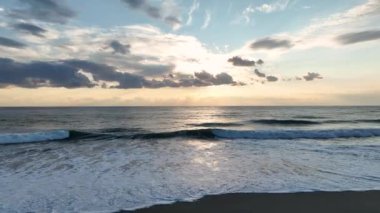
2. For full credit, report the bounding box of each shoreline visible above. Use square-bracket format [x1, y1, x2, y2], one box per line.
[118, 190, 380, 213]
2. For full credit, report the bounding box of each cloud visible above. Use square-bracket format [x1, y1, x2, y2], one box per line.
[121, 0, 182, 30]
[241, 0, 380, 56]
[257, 59, 264, 65]
[0, 58, 241, 89]
[0, 58, 93, 88]
[109, 40, 131, 55]
[134, 63, 176, 77]
[236, 0, 290, 25]
[186, 0, 200, 26]
[228, 56, 256, 67]
[303, 72, 323, 81]
[240, 5, 255, 24]
[256, 0, 290, 13]
[266, 76, 279, 82]
[193, 71, 236, 86]
[164, 16, 182, 30]
[254, 69, 266, 78]
[64, 59, 149, 89]
[336, 30, 380, 45]
[12, 23, 47, 37]
[122, 0, 145, 8]
[251, 37, 293, 49]
[0, 36, 26, 49]
[201, 11, 211, 29]
[9, 0, 76, 24]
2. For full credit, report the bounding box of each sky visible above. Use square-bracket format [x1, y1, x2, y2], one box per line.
[0, 0, 379, 106]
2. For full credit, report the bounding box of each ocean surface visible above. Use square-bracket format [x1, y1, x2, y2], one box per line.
[0, 106, 380, 212]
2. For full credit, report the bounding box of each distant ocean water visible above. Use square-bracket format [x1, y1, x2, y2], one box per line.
[0, 106, 379, 212]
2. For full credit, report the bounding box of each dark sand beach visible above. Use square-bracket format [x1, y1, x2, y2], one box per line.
[121, 191, 380, 213]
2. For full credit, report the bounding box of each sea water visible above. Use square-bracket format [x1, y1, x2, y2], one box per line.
[0, 106, 379, 212]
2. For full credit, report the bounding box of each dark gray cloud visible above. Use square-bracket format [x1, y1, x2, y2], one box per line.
[257, 59, 264, 65]
[0, 36, 26, 49]
[9, 0, 76, 24]
[146, 6, 161, 19]
[0, 58, 93, 88]
[254, 69, 266, 78]
[109, 40, 131, 55]
[13, 23, 47, 37]
[266, 76, 278, 82]
[0, 58, 241, 89]
[194, 71, 236, 86]
[63, 59, 149, 89]
[122, 0, 160, 18]
[228, 56, 255, 67]
[121, 0, 181, 29]
[90, 53, 175, 77]
[336, 30, 380, 45]
[214, 73, 236, 85]
[122, 0, 146, 8]
[303, 72, 323, 81]
[251, 37, 293, 49]
[165, 16, 181, 26]
[133, 63, 175, 77]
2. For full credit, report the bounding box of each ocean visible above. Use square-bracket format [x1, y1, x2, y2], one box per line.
[0, 106, 379, 212]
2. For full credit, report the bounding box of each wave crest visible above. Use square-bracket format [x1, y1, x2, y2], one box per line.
[2, 128, 380, 144]
[0, 130, 70, 145]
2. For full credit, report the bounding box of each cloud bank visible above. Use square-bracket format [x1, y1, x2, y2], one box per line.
[0, 58, 242, 89]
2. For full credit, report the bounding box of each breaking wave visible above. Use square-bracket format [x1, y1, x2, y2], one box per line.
[2, 128, 380, 144]
[0, 130, 70, 144]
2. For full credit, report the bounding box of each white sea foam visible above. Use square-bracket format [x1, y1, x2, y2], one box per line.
[0, 130, 70, 144]
[0, 137, 379, 212]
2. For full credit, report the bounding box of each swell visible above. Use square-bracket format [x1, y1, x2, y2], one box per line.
[2, 128, 380, 145]
[211, 128, 380, 140]
[71, 128, 380, 140]
[188, 122, 244, 127]
[250, 119, 380, 125]
[251, 119, 321, 125]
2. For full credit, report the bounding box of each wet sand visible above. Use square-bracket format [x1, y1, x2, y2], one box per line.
[120, 191, 380, 213]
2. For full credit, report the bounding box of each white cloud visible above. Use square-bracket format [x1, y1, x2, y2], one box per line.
[1, 23, 238, 78]
[186, 0, 200, 26]
[0, 7, 4, 12]
[234, 0, 290, 25]
[256, 0, 290, 13]
[201, 11, 211, 30]
[301, 0, 380, 36]
[236, 0, 380, 58]
[242, 5, 255, 24]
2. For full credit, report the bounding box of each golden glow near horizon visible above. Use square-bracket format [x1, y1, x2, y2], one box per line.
[1, 77, 379, 106]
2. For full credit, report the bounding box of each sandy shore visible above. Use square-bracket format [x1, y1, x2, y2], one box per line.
[119, 191, 380, 213]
